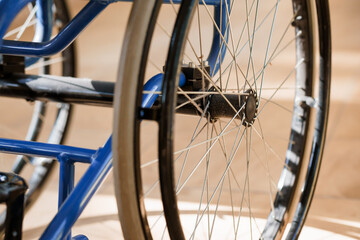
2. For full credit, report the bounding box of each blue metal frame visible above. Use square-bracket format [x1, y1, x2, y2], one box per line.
[0, 0, 107, 58]
[0, 0, 230, 238]
[0, 0, 228, 74]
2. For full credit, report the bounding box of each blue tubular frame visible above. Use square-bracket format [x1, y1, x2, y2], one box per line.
[40, 138, 113, 240]
[0, 138, 95, 163]
[0, 0, 230, 239]
[25, 0, 53, 66]
[142, 73, 186, 108]
[0, 0, 228, 74]
[0, 137, 108, 240]
[207, 0, 229, 76]
[0, 0, 108, 57]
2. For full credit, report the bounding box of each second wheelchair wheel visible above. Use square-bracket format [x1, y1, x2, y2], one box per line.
[114, 0, 330, 239]
[0, 0, 76, 229]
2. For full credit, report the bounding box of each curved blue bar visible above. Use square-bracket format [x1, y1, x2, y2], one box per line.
[207, 1, 229, 76]
[72, 235, 88, 240]
[0, 138, 95, 163]
[58, 158, 75, 240]
[25, 0, 54, 66]
[0, 1, 108, 57]
[40, 137, 113, 240]
[142, 72, 185, 108]
[34, 0, 53, 43]
[142, 73, 163, 108]
[179, 72, 186, 86]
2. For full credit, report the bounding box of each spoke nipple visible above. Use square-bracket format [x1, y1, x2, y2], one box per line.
[210, 118, 217, 123]
[292, 15, 303, 26]
[203, 60, 209, 67]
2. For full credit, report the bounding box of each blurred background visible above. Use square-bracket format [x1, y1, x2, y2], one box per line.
[6, 0, 358, 239]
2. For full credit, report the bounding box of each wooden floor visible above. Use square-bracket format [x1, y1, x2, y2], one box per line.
[3, 0, 359, 239]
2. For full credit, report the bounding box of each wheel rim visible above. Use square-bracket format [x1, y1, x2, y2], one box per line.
[135, 0, 316, 239]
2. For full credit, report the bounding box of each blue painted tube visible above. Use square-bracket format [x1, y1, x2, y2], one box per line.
[58, 160, 74, 209]
[179, 72, 186, 87]
[207, 1, 229, 76]
[72, 235, 88, 240]
[142, 72, 186, 108]
[40, 137, 113, 240]
[25, 0, 54, 66]
[58, 159, 74, 240]
[142, 73, 163, 108]
[34, 0, 53, 43]
[0, 1, 108, 57]
[0, 138, 95, 164]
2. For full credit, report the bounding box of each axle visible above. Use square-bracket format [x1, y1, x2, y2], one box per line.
[176, 89, 258, 124]
[0, 73, 258, 124]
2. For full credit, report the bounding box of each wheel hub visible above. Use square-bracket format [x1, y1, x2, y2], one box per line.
[242, 89, 258, 126]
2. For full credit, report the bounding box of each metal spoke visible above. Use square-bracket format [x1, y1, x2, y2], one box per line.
[189, 126, 247, 239]
[257, 59, 303, 116]
[200, 0, 252, 88]
[15, 3, 38, 41]
[258, 0, 280, 101]
[256, 119, 276, 217]
[26, 57, 64, 71]
[252, 123, 291, 171]
[176, 103, 246, 194]
[259, 96, 292, 113]
[213, 1, 280, 86]
[4, 20, 36, 38]
[244, 0, 260, 92]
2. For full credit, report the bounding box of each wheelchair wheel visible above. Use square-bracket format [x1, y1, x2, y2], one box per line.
[114, 0, 330, 239]
[0, 0, 76, 229]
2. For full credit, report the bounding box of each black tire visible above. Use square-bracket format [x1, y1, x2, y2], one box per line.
[114, 0, 330, 239]
[113, 0, 161, 239]
[0, 0, 76, 231]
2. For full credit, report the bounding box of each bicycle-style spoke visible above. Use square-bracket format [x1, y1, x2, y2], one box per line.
[14, 3, 38, 40]
[247, 13, 298, 88]
[176, 103, 246, 195]
[223, 0, 243, 94]
[4, 20, 36, 39]
[200, 0, 251, 88]
[189, 127, 246, 239]
[212, 0, 280, 87]
[259, 96, 292, 113]
[252, 123, 291, 171]
[26, 57, 65, 71]
[175, 103, 211, 193]
[256, 119, 276, 217]
[257, 0, 280, 101]
[190, 120, 212, 240]
[244, 0, 259, 92]
[143, 108, 210, 197]
[257, 58, 303, 116]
